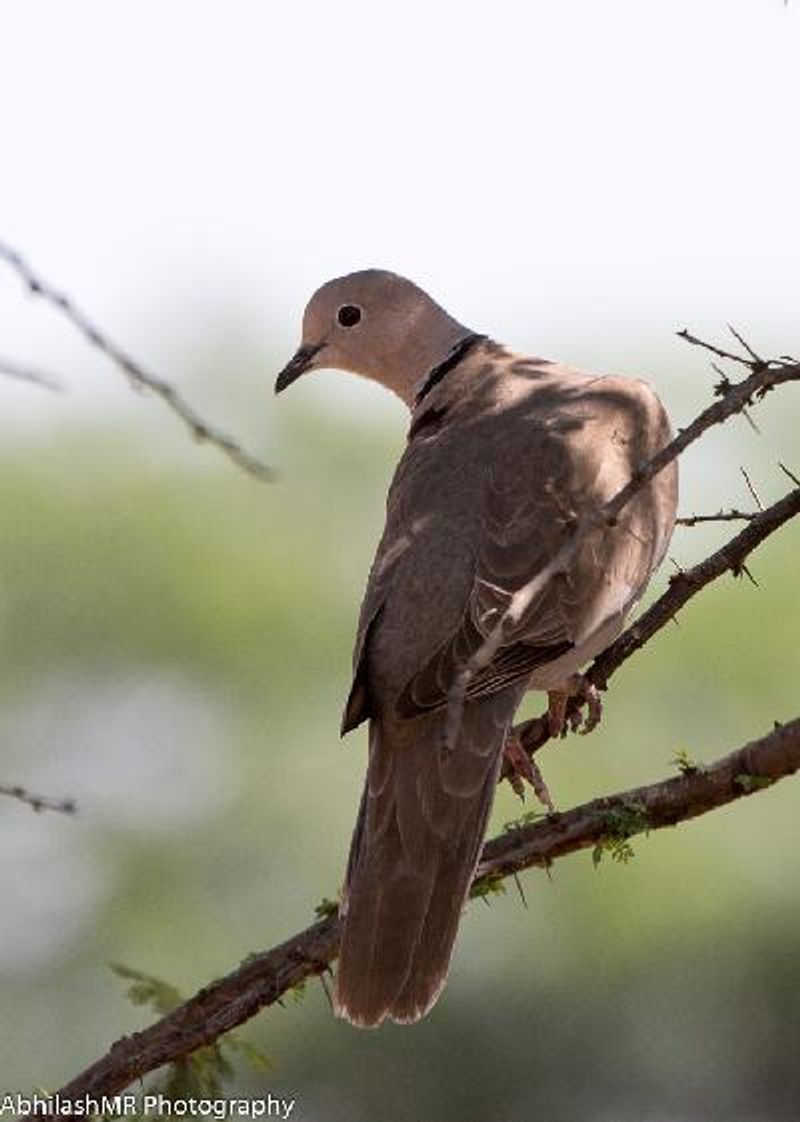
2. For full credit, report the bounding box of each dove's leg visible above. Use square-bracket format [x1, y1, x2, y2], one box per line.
[547, 675, 603, 738]
[503, 733, 554, 810]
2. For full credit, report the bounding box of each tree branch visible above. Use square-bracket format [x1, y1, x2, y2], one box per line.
[42, 715, 800, 1102]
[0, 243, 274, 481]
[676, 508, 757, 527]
[0, 355, 63, 392]
[509, 481, 800, 765]
[478, 717, 800, 882]
[0, 783, 76, 815]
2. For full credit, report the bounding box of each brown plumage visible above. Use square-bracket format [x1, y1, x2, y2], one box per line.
[275, 270, 677, 1027]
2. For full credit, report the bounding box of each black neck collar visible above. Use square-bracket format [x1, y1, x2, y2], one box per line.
[413, 333, 487, 407]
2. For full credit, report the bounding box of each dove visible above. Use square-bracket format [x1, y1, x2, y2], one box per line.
[275, 270, 677, 1027]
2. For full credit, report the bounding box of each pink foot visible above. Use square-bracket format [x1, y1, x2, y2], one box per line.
[549, 675, 604, 738]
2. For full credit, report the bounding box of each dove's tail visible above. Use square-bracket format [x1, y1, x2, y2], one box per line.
[334, 692, 519, 1027]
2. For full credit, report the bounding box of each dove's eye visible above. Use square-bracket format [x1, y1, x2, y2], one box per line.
[337, 304, 362, 328]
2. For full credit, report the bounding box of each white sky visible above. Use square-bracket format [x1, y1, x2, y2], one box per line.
[0, 0, 797, 444]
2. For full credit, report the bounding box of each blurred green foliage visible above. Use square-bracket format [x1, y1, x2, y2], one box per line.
[0, 362, 798, 1122]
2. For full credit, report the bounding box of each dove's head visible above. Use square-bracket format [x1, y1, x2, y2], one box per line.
[274, 270, 471, 406]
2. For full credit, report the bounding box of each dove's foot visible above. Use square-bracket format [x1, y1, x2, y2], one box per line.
[547, 675, 603, 738]
[503, 733, 554, 810]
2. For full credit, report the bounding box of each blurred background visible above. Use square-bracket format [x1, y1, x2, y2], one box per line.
[1, 2, 798, 1119]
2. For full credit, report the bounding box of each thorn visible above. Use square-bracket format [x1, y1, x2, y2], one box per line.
[740, 407, 761, 435]
[319, 971, 333, 1010]
[779, 462, 800, 488]
[739, 562, 759, 588]
[740, 467, 765, 512]
[727, 324, 764, 366]
[513, 873, 528, 909]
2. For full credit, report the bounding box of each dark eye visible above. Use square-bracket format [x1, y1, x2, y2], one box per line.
[337, 304, 362, 328]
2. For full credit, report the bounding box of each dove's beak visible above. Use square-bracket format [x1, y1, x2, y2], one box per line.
[274, 343, 324, 394]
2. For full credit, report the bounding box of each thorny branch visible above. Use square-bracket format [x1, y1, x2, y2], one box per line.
[40, 716, 800, 1103]
[0, 783, 76, 815]
[0, 243, 274, 481]
[508, 482, 800, 768]
[477, 718, 800, 883]
[31, 331, 800, 1105]
[445, 333, 800, 747]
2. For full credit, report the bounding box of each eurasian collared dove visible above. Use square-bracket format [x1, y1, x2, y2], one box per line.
[275, 270, 677, 1028]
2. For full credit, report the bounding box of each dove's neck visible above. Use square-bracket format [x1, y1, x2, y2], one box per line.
[374, 311, 476, 409]
[412, 332, 489, 407]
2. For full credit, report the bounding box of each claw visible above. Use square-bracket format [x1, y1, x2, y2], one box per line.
[576, 679, 603, 735]
[503, 734, 555, 811]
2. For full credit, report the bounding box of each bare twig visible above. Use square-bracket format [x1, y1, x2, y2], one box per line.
[0, 355, 62, 392]
[0, 783, 76, 815]
[676, 328, 757, 368]
[40, 716, 800, 1102]
[0, 242, 274, 481]
[676, 508, 757, 527]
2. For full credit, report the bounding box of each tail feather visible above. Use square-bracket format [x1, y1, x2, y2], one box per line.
[335, 829, 440, 1027]
[334, 689, 520, 1027]
[389, 764, 501, 1023]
